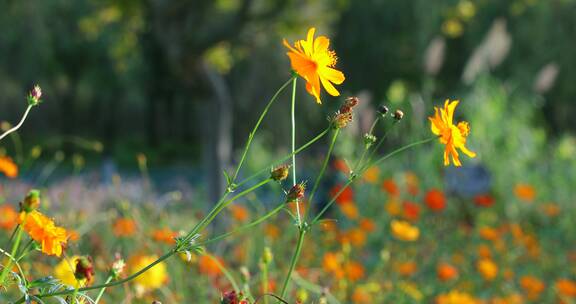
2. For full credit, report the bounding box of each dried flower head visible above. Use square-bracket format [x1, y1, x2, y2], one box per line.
[393, 109, 404, 121]
[75, 256, 95, 283]
[287, 182, 306, 202]
[270, 164, 290, 182]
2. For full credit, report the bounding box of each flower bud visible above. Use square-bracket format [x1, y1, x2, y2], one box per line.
[75, 256, 95, 283]
[364, 133, 377, 148]
[393, 109, 404, 121]
[221, 290, 249, 304]
[111, 256, 126, 279]
[377, 105, 389, 116]
[270, 165, 290, 182]
[20, 189, 40, 213]
[262, 247, 273, 265]
[344, 96, 359, 108]
[27, 85, 42, 106]
[286, 182, 306, 203]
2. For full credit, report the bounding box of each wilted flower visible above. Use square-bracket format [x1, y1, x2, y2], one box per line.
[429, 100, 476, 166]
[283, 28, 345, 104]
[286, 182, 306, 202]
[221, 290, 249, 304]
[74, 256, 95, 283]
[270, 164, 290, 182]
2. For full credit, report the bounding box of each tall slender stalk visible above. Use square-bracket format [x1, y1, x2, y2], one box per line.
[279, 229, 305, 298]
[290, 77, 301, 226]
[0, 105, 33, 142]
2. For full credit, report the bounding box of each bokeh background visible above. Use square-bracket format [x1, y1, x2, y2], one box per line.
[1, 1, 576, 302]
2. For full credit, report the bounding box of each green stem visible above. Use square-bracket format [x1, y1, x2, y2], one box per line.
[94, 276, 113, 303]
[0, 220, 24, 283]
[193, 178, 272, 237]
[307, 129, 339, 208]
[279, 230, 305, 299]
[290, 77, 301, 226]
[233, 77, 294, 182]
[15, 250, 176, 302]
[262, 263, 269, 304]
[311, 137, 434, 224]
[206, 253, 240, 292]
[199, 203, 285, 246]
[235, 127, 330, 189]
[0, 246, 27, 286]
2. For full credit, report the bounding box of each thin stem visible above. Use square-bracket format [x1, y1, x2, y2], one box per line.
[307, 129, 339, 208]
[0, 246, 27, 285]
[0, 105, 33, 141]
[351, 117, 381, 173]
[94, 276, 113, 303]
[235, 127, 330, 189]
[290, 77, 301, 226]
[15, 250, 176, 302]
[312, 137, 434, 224]
[279, 230, 305, 299]
[0, 219, 24, 283]
[199, 203, 285, 246]
[206, 253, 241, 292]
[262, 263, 269, 304]
[193, 178, 272, 236]
[233, 77, 294, 181]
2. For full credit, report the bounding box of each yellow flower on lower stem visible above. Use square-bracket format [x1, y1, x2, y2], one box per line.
[54, 256, 85, 288]
[129, 255, 168, 291]
[429, 100, 476, 166]
[390, 220, 419, 241]
[19, 210, 68, 257]
[477, 258, 498, 281]
[283, 27, 345, 104]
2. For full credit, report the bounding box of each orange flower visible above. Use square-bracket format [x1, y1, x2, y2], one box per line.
[151, 228, 178, 245]
[344, 261, 365, 282]
[112, 218, 136, 237]
[67, 230, 80, 242]
[519, 275, 545, 300]
[402, 201, 420, 221]
[19, 210, 67, 257]
[339, 203, 359, 220]
[330, 184, 354, 205]
[363, 166, 380, 184]
[264, 224, 280, 240]
[229, 205, 249, 222]
[437, 263, 459, 281]
[0, 204, 18, 230]
[477, 258, 498, 281]
[352, 287, 372, 303]
[198, 254, 223, 276]
[405, 172, 420, 195]
[0, 156, 18, 178]
[479, 227, 499, 242]
[283, 27, 345, 104]
[359, 218, 376, 232]
[429, 99, 476, 166]
[382, 179, 400, 197]
[556, 279, 576, 297]
[540, 202, 560, 217]
[514, 183, 536, 202]
[474, 193, 495, 207]
[322, 252, 344, 279]
[425, 189, 446, 211]
[396, 261, 417, 277]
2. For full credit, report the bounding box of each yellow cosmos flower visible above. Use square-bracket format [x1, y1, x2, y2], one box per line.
[390, 220, 419, 241]
[429, 99, 476, 166]
[283, 27, 345, 104]
[129, 255, 168, 290]
[19, 210, 68, 257]
[436, 290, 479, 304]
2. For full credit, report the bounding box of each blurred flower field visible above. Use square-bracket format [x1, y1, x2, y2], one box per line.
[0, 22, 576, 304]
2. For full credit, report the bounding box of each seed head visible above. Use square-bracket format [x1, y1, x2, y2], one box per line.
[377, 105, 389, 116]
[270, 164, 290, 182]
[286, 182, 306, 203]
[393, 109, 404, 121]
